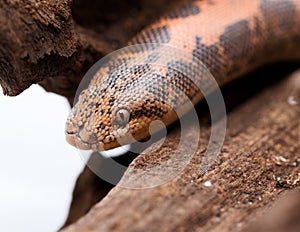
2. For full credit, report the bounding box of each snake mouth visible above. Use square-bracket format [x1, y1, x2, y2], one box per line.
[65, 132, 96, 150]
[65, 130, 121, 151]
[65, 121, 132, 151]
[66, 133, 122, 151]
[65, 121, 100, 150]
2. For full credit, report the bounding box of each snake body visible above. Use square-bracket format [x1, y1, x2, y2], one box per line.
[66, 0, 300, 150]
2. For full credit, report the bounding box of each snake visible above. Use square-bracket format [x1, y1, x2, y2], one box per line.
[65, 0, 300, 151]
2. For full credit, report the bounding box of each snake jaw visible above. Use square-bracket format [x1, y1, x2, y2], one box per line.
[65, 106, 129, 151]
[65, 133, 93, 150]
[65, 120, 99, 150]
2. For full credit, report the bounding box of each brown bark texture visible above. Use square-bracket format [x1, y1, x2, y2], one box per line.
[0, 0, 175, 100]
[62, 68, 300, 232]
[1, 0, 300, 231]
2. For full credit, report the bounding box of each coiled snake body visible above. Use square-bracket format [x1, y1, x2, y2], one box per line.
[66, 0, 300, 150]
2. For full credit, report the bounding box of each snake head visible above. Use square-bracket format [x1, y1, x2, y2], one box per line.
[65, 87, 131, 151]
[65, 64, 171, 151]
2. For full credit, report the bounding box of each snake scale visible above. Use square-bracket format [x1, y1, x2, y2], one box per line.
[66, 0, 300, 151]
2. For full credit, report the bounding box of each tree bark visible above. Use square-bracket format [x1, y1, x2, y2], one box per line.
[62, 68, 300, 231]
[0, 0, 78, 96]
[0, 0, 176, 100]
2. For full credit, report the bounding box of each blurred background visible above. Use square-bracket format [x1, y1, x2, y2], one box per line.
[0, 85, 85, 232]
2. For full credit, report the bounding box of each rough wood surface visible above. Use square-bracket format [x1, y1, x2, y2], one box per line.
[0, 0, 78, 96]
[0, 0, 176, 100]
[62, 68, 300, 232]
[63, 152, 139, 228]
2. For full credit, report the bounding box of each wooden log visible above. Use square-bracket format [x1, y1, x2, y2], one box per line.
[0, 0, 78, 96]
[62, 68, 300, 232]
[63, 152, 139, 228]
[0, 0, 176, 100]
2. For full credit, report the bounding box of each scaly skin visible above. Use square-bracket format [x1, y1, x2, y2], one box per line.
[65, 0, 300, 151]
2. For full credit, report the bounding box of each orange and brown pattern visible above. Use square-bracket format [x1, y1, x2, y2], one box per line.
[66, 0, 300, 151]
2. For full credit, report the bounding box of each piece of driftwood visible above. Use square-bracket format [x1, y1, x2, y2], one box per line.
[0, 0, 78, 96]
[0, 0, 176, 100]
[61, 69, 300, 231]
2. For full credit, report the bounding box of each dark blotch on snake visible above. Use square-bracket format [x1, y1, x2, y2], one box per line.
[165, 2, 200, 19]
[220, 20, 252, 61]
[260, 0, 296, 32]
[129, 26, 171, 51]
[192, 36, 223, 78]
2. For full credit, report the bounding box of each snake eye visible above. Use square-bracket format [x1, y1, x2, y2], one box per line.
[114, 108, 130, 126]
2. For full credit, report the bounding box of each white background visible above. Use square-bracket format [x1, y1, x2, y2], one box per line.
[0, 85, 85, 232]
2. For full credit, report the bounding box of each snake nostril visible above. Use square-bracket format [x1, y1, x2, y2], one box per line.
[65, 122, 77, 134]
